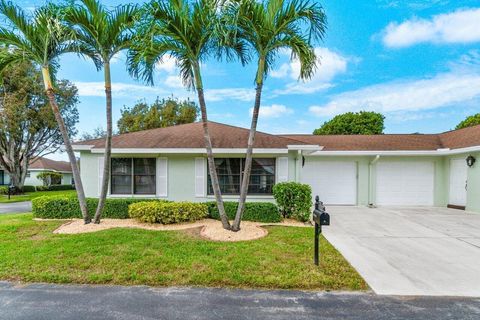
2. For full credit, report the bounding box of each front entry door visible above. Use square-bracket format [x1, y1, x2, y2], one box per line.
[449, 159, 468, 207]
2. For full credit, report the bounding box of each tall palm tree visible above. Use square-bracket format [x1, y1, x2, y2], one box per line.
[63, 0, 138, 224]
[0, 1, 92, 223]
[128, 0, 246, 231]
[229, 0, 327, 231]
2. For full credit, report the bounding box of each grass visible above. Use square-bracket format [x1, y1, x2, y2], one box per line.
[0, 213, 367, 290]
[0, 190, 76, 203]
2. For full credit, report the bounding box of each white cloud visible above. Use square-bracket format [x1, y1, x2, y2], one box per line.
[382, 8, 480, 48]
[273, 47, 349, 95]
[164, 75, 185, 89]
[309, 71, 480, 117]
[204, 88, 255, 102]
[75, 82, 162, 97]
[249, 104, 294, 118]
[156, 55, 177, 74]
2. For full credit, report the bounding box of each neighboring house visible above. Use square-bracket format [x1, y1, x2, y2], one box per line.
[72, 121, 480, 213]
[0, 157, 73, 186]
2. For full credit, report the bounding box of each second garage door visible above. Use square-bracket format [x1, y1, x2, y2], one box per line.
[301, 160, 357, 205]
[376, 161, 434, 206]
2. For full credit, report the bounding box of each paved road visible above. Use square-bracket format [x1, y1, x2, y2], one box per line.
[324, 206, 480, 296]
[1, 282, 480, 320]
[0, 201, 31, 214]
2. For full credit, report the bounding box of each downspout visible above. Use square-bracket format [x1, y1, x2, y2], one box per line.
[296, 150, 302, 182]
[368, 155, 380, 207]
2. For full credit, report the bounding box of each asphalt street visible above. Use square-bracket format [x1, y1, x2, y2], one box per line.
[0, 201, 31, 214]
[1, 282, 480, 320]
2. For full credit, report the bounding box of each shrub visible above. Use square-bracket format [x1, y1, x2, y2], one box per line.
[32, 196, 162, 219]
[22, 185, 36, 192]
[0, 186, 8, 195]
[37, 171, 63, 186]
[272, 182, 312, 222]
[129, 201, 208, 224]
[206, 201, 282, 223]
[36, 185, 75, 191]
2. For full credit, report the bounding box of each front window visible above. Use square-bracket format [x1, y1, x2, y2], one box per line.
[207, 158, 275, 195]
[111, 158, 156, 195]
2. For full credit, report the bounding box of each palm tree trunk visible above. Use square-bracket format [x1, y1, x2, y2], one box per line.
[94, 62, 112, 224]
[42, 66, 91, 224]
[232, 58, 265, 231]
[193, 63, 231, 230]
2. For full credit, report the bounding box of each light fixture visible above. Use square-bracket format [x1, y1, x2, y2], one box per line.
[466, 155, 476, 168]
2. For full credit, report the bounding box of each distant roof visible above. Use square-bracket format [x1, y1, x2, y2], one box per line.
[73, 121, 480, 152]
[74, 121, 307, 149]
[29, 157, 72, 172]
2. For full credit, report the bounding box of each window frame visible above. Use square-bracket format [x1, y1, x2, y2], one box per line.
[110, 158, 156, 195]
[207, 158, 276, 196]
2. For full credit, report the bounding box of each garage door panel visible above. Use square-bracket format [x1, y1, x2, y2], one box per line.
[376, 161, 434, 206]
[301, 160, 357, 205]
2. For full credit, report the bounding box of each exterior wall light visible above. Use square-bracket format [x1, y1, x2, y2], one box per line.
[466, 155, 476, 168]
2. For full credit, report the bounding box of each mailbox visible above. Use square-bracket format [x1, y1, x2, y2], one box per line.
[313, 195, 331, 266]
[320, 211, 330, 226]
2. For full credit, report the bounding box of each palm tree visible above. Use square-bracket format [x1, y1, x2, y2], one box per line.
[229, 0, 327, 231]
[0, 1, 92, 223]
[128, 0, 246, 231]
[63, 0, 138, 224]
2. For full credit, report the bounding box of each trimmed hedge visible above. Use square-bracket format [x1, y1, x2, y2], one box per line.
[32, 196, 163, 219]
[129, 201, 208, 224]
[272, 182, 312, 222]
[206, 201, 282, 223]
[36, 184, 75, 191]
[22, 185, 36, 192]
[0, 185, 36, 194]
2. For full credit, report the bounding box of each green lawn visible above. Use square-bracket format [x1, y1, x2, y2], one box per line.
[0, 190, 76, 203]
[0, 213, 367, 290]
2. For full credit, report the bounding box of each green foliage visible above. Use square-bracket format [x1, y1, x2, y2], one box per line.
[37, 171, 63, 186]
[206, 201, 282, 223]
[0, 186, 8, 195]
[129, 201, 208, 224]
[117, 97, 199, 134]
[273, 182, 312, 222]
[35, 185, 75, 191]
[313, 111, 385, 135]
[32, 196, 161, 219]
[456, 113, 480, 130]
[22, 185, 36, 193]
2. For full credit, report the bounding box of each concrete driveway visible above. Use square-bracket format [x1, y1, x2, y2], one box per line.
[0, 201, 32, 214]
[323, 206, 480, 297]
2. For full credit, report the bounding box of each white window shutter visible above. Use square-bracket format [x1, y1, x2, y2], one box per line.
[195, 157, 206, 197]
[156, 157, 168, 197]
[98, 156, 104, 196]
[277, 157, 289, 183]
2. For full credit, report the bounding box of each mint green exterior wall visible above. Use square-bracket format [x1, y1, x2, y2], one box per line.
[445, 152, 480, 212]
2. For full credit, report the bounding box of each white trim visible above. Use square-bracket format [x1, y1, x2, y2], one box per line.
[156, 157, 168, 197]
[287, 144, 323, 151]
[194, 157, 206, 197]
[276, 157, 289, 182]
[97, 156, 104, 197]
[72, 145, 95, 151]
[89, 148, 289, 154]
[308, 145, 480, 156]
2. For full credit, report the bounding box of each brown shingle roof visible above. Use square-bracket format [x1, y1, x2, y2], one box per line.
[74, 121, 480, 152]
[29, 157, 72, 172]
[75, 121, 307, 149]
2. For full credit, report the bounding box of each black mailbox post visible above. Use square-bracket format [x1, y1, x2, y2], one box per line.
[312, 195, 330, 266]
[7, 185, 15, 200]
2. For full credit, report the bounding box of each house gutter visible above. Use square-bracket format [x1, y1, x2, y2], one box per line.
[368, 155, 380, 207]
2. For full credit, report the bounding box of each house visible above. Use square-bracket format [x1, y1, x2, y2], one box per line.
[0, 157, 74, 186]
[72, 121, 480, 213]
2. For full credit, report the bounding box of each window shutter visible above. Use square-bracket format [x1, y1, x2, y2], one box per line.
[195, 157, 206, 197]
[98, 156, 104, 197]
[276, 157, 289, 182]
[156, 157, 168, 197]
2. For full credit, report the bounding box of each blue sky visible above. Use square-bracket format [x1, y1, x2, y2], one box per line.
[14, 0, 480, 160]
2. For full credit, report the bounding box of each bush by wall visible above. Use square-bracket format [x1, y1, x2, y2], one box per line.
[272, 182, 312, 222]
[32, 196, 162, 219]
[22, 185, 36, 192]
[0, 186, 8, 195]
[36, 185, 75, 191]
[0, 185, 36, 194]
[206, 201, 282, 223]
[129, 201, 208, 224]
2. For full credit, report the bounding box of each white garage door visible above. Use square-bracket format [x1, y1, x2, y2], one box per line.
[301, 160, 357, 205]
[376, 161, 434, 206]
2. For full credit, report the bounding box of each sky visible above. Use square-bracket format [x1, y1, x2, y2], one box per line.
[12, 0, 480, 160]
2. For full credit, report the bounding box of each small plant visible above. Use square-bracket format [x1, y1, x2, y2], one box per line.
[37, 171, 63, 186]
[129, 201, 208, 224]
[273, 182, 312, 222]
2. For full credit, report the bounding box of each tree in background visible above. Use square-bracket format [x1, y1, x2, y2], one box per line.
[37, 171, 63, 187]
[80, 126, 108, 141]
[0, 2, 90, 223]
[456, 113, 480, 130]
[117, 97, 198, 134]
[313, 111, 385, 135]
[0, 59, 79, 190]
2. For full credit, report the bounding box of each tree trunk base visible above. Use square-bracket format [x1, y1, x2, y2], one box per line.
[84, 218, 92, 225]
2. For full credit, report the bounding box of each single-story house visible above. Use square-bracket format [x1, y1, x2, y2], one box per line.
[73, 121, 480, 213]
[0, 157, 74, 186]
